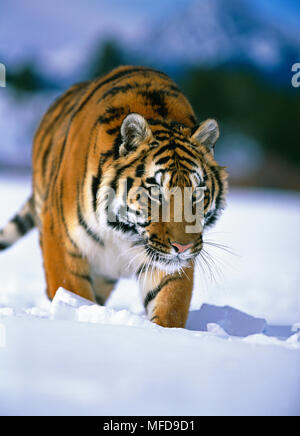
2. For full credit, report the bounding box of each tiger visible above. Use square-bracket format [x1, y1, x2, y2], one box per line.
[0, 65, 228, 328]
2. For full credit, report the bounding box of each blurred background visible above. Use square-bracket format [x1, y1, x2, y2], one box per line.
[0, 0, 299, 189]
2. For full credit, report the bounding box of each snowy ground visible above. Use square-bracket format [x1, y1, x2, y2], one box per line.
[0, 175, 299, 416]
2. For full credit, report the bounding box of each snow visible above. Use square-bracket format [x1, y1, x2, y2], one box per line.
[0, 175, 300, 416]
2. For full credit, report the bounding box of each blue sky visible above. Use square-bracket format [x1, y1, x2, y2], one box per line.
[101, 0, 300, 28]
[250, 0, 300, 30]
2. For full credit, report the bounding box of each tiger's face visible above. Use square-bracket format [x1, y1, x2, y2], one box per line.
[101, 113, 228, 273]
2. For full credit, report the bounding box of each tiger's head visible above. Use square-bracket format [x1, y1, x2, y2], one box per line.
[100, 113, 228, 273]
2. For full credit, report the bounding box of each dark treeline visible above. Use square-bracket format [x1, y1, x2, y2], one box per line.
[5, 39, 300, 188]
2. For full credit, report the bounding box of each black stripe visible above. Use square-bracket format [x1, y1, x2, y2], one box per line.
[98, 79, 180, 106]
[0, 241, 10, 250]
[213, 169, 222, 206]
[49, 139, 67, 206]
[107, 219, 139, 236]
[154, 135, 170, 141]
[144, 276, 182, 309]
[147, 119, 170, 128]
[174, 152, 198, 168]
[155, 156, 171, 166]
[145, 177, 158, 186]
[106, 126, 120, 135]
[137, 89, 168, 118]
[35, 86, 86, 160]
[204, 193, 210, 209]
[41, 139, 53, 180]
[213, 167, 224, 211]
[25, 213, 35, 229]
[67, 250, 83, 258]
[76, 182, 104, 245]
[92, 159, 103, 212]
[169, 171, 177, 187]
[126, 177, 134, 193]
[136, 219, 151, 228]
[77, 197, 104, 246]
[204, 165, 225, 228]
[153, 143, 175, 158]
[12, 213, 34, 236]
[189, 114, 198, 125]
[59, 180, 79, 249]
[169, 120, 188, 130]
[97, 106, 125, 125]
[97, 81, 151, 103]
[170, 159, 194, 172]
[202, 158, 209, 182]
[73, 66, 169, 123]
[103, 277, 118, 285]
[110, 152, 146, 192]
[152, 129, 170, 136]
[174, 142, 199, 160]
[203, 160, 216, 205]
[148, 118, 191, 132]
[11, 215, 27, 235]
[44, 154, 57, 201]
[209, 171, 216, 204]
[95, 295, 105, 306]
[100, 132, 122, 164]
[98, 82, 135, 102]
[46, 71, 131, 200]
[136, 264, 145, 276]
[135, 164, 145, 177]
[70, 271, 93, 285]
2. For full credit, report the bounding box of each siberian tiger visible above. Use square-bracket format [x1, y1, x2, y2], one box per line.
[0, 66, 228, 328]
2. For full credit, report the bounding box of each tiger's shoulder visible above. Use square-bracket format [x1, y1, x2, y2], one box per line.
[32, 66, 198, 201]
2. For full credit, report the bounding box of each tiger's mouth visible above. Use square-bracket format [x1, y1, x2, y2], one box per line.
[145, 243, 200, 269]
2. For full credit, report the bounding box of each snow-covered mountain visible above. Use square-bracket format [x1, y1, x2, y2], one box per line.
[1, 0, 299, 84]
[139, 0, 300, 71]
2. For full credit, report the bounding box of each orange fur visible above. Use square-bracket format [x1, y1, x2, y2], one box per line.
[1, 66, 228, 328]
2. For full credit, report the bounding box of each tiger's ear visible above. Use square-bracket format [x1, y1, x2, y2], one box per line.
[191, 119, 219, 154]
[120, 113, 153, 156]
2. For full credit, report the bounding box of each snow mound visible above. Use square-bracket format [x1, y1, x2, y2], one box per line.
[47, 288, 300, 349]
[50, 288, 155, 330]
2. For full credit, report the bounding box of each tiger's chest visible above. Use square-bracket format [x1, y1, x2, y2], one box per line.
[74, 224, 142, 280]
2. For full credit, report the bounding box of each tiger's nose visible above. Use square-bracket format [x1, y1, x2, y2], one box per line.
[171, 241, 194, 254]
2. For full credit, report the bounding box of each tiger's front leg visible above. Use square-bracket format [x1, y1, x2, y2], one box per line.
[139, 264, 194, 328]
[41, 211, 96, 302]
